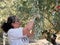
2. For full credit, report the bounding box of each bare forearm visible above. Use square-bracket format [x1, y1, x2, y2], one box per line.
[23, 20, 34, 35]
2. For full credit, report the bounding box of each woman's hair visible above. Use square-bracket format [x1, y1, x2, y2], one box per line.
[1, 15, 17, 33]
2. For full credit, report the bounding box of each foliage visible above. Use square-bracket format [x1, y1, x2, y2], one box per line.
[0, 0, 60, 39]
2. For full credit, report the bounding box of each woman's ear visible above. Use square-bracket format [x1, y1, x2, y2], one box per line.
[11, 23, 14, 27]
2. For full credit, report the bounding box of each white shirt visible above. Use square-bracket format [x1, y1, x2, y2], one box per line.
[7, 27, 29, 45]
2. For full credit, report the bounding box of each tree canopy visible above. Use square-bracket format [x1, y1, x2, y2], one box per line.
[0, 0, 60, 39]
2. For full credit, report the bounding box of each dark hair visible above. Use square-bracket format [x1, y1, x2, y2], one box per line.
[1, 15, 17, 33]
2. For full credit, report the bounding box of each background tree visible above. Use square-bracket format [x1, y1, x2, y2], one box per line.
[0, 0, 60, 40]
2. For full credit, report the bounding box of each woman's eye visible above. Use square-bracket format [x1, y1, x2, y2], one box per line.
[15, 19, 20, 22]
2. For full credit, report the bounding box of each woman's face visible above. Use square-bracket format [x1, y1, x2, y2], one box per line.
[11, 16, 21, 28]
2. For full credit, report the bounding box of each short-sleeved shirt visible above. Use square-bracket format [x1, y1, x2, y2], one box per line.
[7, 27, 29, 45]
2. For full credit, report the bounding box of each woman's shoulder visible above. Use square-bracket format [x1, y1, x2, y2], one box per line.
[7, 28, 15, 33]
[19, 27, 23, 29]
[7, 27, 23, 33]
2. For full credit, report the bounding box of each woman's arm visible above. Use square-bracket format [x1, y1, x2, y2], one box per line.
[23, 20, 34, 37]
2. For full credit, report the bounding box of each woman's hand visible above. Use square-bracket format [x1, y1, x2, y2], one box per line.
[23, 19, 34, 37]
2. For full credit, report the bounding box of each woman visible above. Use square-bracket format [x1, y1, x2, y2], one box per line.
[1, 15, 34, 45]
